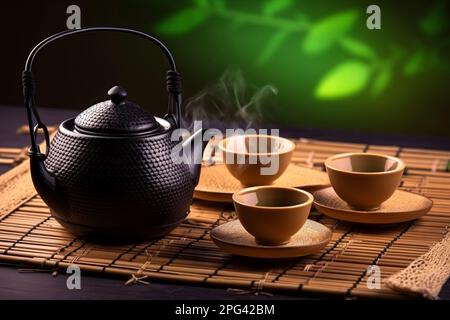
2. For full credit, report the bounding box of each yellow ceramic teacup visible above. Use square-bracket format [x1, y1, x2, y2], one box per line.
[325, 153, 405, 210]
[219, 134, 295, 186]
[232, 186, 313, 245]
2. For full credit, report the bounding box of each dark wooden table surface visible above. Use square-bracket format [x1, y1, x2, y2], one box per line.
[0, 105, 449, 300]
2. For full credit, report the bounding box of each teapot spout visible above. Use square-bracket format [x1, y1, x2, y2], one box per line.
[182, 128, 208, 187]
[30, 156, 69, 214]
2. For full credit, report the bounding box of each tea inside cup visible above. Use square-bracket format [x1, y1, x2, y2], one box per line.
[219, 135, 295, 186]
[232, 186, 313, 245]
[325, 153, 405, 210]
[327, 153, 401, 173]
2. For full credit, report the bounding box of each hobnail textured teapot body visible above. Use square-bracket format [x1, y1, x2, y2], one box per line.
[41, 118, 194, 238]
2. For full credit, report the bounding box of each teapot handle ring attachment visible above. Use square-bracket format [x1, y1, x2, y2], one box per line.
[22, 26, 183, 160]
[29, 123, 50, 160]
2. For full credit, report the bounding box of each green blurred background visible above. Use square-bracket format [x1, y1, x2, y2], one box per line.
[1, 0, 449, 137]
[151, 0, 450, 136]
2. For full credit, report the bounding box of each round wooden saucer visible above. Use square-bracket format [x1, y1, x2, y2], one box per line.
[195, 164, 330, 203]
[313, 187, 433, 224]
[210, 219, 332, 259]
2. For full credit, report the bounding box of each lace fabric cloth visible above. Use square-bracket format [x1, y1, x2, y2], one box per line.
[385, 231, 450, 299]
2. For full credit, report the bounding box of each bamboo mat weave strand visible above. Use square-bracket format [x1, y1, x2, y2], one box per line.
[0, 138, 449, 299]
[0, 147, 28, 167]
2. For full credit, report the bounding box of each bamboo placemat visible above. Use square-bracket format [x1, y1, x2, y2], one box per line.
[0, 138, 449, 299]
[0, 147, 28, 167]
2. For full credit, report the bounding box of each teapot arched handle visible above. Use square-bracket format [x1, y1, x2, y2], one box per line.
[22, 26, 182, 160]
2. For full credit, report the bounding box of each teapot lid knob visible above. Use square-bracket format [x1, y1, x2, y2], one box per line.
[108, 86, 127, 104]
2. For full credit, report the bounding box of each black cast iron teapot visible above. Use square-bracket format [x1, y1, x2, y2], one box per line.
[22, 27, 207, 239]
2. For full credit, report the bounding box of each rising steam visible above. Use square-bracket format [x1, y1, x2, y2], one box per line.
[182, 68, 278, 130]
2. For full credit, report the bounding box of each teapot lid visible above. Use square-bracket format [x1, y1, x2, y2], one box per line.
[74, 86, 161, 135]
